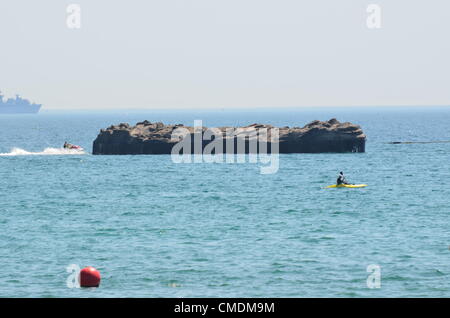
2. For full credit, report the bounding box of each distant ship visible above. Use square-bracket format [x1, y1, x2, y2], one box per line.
[0, 91, 42, 114]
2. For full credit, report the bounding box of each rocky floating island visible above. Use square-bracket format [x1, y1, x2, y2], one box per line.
[92, 118, 366, 155]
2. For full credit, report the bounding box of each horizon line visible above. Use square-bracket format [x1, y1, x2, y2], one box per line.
[39, 104, 450, 112]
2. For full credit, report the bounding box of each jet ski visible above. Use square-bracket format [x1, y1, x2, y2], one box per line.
[63, 142, 83, 151]
[68, 145, 83, 150]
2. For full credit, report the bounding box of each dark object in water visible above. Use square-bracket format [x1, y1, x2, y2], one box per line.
[389, 141, 450, 144]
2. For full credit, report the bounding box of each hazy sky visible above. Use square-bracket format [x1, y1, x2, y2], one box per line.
[1, 1, 449, 109]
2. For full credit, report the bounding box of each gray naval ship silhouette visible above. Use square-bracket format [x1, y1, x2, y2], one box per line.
[0, 91, 42, 113]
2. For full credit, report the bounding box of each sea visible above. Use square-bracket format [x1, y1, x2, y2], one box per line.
[0, 106, 449, 297]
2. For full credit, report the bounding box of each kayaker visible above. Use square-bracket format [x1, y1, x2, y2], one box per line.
[337, 171, 349, 185]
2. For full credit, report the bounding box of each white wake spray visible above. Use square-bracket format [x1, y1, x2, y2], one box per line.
[0, 147, 86, 156]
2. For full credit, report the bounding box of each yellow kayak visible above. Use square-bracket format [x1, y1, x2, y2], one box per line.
[325, 184, 368, 189]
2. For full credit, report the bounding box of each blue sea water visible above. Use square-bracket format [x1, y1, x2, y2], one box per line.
[0, 107, 449, 297]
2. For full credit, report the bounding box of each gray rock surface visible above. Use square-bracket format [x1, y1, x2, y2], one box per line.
[92, 118, 366, 155]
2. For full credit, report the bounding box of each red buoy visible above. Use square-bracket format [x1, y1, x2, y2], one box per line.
[80, 266, 101, 287]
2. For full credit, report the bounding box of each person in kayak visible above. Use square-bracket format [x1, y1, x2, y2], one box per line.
[337, 171, 349, 185]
